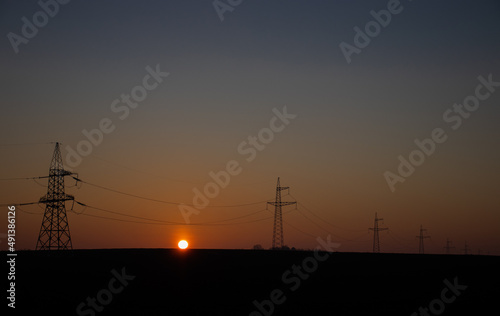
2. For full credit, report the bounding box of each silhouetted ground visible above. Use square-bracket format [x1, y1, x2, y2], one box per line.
[5, 249, 500, 315]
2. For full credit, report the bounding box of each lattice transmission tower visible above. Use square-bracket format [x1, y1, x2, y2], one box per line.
[443, 238, 455, 254]
[267, 177, 296, 249]
[36, 142, 77, 250]
[462, 241, 470, 255]
[369, 212, 388, 253]
[416, 225, 430, 254]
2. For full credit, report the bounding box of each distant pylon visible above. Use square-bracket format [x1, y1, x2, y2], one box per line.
[443, 238, 455, 254]
[369, 212, 388, 253]
[36, 142, 77, 250]
[267, 177, 296, 249]
[416, 225, 430, 254]
[462, 241, 470, 255]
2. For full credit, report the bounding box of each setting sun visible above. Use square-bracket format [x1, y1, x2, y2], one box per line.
[178, 240, 188, 249]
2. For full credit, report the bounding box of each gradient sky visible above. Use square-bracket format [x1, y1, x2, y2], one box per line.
[1, 0, 499, 254]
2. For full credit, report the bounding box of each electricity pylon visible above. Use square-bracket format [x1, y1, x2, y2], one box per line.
[36, 142, 77, 250]
[267, 177, 296, 249]
[369, 212, 388, 253]
[462, 241, 470, 255]
[443, 238, 455, 254]
[416, 225, 430, 254]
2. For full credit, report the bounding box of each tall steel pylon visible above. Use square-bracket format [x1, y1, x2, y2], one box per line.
[267, 177, 296, 249]
[36, 142, 77, 250]
[369, 212, 388, 253]
[416, 225, 430, 254]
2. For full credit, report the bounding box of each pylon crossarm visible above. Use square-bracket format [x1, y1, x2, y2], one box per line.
[36, 142, 74, 251]
[49, 168, 73, 175]
[39, 196, 75, 203]
[268, 201, 296, 206]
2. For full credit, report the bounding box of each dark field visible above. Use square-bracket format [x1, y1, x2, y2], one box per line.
[5, 249, 500, 315]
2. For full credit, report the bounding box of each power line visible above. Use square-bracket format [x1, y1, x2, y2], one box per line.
[0, 142, 53, 147]
[3, 199, 275, 227]
[200, 209, 269, 225]
[295, 206, 330, 234]
[73, 201, 181, 224]
[290, 195, 368, 233]
[0, 176, 47, 181]
[88, 154, 198, 185]
[73, 201, 273, 226]
[1, 175, 270, 208]
[75, 206, 274, 227]
[297, 208, 353, 241]
[89, 154, 277, 188]
[264, 208, 316, 240]
[282, 219, 317, 239]
[0, 201, 39, 207]
[16, 205, 43, 215]
[72, 176, 269, 208]
[386, 230, 414, 252]
[294, 205, 368, 242]
[297, 201, 344, 230]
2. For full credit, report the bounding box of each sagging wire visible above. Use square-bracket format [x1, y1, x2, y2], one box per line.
[32, 178, 47, 187]
[16, 204, 43, 215]
[72, 176, 269, 208]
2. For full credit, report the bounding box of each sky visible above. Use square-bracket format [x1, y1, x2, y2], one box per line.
[0, 0, 499, 254]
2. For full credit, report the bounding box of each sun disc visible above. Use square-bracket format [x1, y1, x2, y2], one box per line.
[178, 240, 188, 249]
